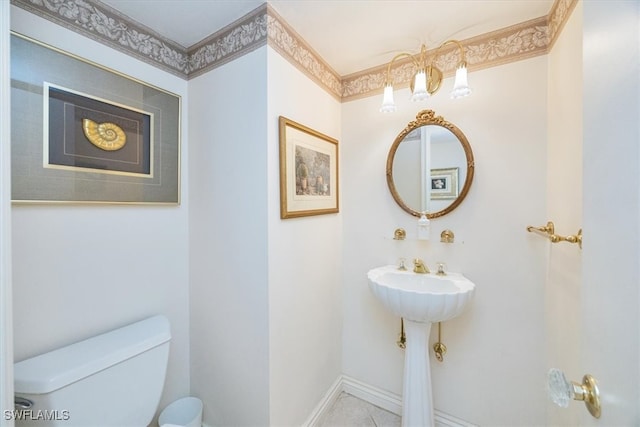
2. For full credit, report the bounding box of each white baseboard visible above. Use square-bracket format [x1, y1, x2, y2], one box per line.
[341, 375, 402, 416]
[301, 375, 343, 427]
[304, 374, 476, 427]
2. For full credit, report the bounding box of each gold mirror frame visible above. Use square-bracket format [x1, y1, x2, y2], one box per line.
[386, 110, 475, 219]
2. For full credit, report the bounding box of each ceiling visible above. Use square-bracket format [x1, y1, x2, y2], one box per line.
[99, 0, 554, 76]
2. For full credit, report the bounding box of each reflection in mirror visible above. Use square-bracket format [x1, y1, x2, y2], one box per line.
[386, 110, 474, 219]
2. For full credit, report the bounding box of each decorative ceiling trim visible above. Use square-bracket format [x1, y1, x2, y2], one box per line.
[266, 5, 342, 101]
[187, 4, 268, 79]
[10, 0, 189, 78]
[10, 0, 270, 80]
[11, 0, 577, 102]
[547, 0, 578, 50]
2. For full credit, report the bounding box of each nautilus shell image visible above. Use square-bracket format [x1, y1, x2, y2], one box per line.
[82, 118, 127, 151]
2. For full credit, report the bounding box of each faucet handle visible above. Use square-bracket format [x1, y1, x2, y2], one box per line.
[413, 258, 430, 274]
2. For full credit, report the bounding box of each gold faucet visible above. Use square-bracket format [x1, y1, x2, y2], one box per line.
[413, 258, 430, 274]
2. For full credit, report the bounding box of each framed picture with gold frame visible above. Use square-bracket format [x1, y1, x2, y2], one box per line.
[10, 33, 180, 204]
[278, 116, 339, 219]
[430, 167, 459, 200]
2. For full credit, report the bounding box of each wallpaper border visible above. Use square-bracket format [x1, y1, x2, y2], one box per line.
[11, 0, 577, 101]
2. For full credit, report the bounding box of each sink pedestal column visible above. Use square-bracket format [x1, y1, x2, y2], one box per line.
[402, 319, 435, 427]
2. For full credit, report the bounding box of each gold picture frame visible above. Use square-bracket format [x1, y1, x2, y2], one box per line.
[430, 167, 459, 200]
[278, 116, 339, 219]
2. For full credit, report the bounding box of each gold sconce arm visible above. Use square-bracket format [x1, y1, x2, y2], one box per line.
[383, 51, 421, 85]
[429, 39, 467, 68]
[527, 221, 582, 249]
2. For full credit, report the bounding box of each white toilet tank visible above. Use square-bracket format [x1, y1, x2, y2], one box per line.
[13, 315, 171, 427]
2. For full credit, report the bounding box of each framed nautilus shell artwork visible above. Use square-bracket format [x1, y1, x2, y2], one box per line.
[10, 34, 181, 204]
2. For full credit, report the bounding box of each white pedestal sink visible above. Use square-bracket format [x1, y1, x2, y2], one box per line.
[367, 265, 475, 427]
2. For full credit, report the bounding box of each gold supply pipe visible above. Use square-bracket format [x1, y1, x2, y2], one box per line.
[433, 322, 447, 362]
[399, 319, 448, 361]
[397, 318, 406, 349]
[526, 221, 583, 249]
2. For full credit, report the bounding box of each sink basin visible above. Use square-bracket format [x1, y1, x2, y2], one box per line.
[367, 265, 475, 323]
[367, 265, 476, 426]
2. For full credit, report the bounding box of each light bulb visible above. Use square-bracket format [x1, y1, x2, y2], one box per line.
[411, 69, 429, 102]
[451, 64, 472, 99]
[380, 83, 397, 113]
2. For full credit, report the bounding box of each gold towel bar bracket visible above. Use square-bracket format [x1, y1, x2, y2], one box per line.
[527, 221, 582, 249]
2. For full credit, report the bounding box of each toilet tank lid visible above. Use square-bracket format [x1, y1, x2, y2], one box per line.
[14, 315, 171, 394]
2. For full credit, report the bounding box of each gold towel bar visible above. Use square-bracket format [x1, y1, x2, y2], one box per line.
[527, 221, 582, 249]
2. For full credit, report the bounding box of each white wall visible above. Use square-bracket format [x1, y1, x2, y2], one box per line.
[10, 6, 191, 418]
[341, 56, 549, 425]
[188, 44, 342, 427]
[1, 1, 15, 425]
[188, 47, 270, 426]
[545, 2, 583, 424]
[582, 1, 640, 424]
[12, 3, 638, 426]
[266, 48, 343, 426]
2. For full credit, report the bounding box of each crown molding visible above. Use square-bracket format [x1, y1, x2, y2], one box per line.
[547, 0, 579, 51]
[187, 4, 268, 79]
[10, 0, 190, 78]
[266, 5, 342, 100]
[11, 0, 578, 101]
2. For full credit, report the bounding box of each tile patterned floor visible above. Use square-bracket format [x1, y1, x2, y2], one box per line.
[318, 392, 401, 427]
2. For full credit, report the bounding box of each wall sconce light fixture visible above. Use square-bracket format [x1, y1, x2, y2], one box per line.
[380, 40, 471, 113]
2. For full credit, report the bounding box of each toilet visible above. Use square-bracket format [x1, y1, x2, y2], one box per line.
[13, 315, 171, 427]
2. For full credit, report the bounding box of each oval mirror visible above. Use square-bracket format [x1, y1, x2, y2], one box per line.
[386, 110, 474, 219]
